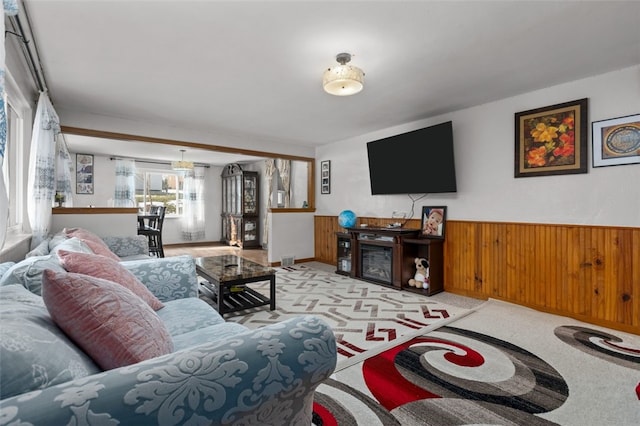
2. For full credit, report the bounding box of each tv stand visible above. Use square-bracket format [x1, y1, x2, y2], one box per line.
[336, 227, 443, 296]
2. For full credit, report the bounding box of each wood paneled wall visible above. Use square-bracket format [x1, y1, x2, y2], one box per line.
[315, 216, 639, 334]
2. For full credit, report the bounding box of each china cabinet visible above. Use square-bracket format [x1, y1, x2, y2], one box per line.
[221, 163, 260, 248]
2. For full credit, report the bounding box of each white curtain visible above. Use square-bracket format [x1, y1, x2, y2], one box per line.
[113, 159, 136, 207]
[276, 158, 291, 208]
[181, 166, 205, 240]
[27, 93, 59, 249]
[55, 133, 74, 207]
[0, 0, 18, 250]
[262, 159, 276, 245]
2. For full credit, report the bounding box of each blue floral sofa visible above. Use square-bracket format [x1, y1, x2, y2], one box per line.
[0, 233, 337, 425]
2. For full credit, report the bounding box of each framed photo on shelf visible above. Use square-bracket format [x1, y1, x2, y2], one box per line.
[320, 160, 331, 194]
[420, 206, 447, 239]
[76, 153, 94, 194]
[592, 113, 640, 168]
[514, 98, 588, 178]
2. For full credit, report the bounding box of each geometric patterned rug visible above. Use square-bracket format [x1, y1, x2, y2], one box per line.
[313, 299, 640, 425]
[222, 265, 471, 370]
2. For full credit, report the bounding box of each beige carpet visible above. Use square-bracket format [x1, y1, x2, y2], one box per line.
[220, 264, 472, 370]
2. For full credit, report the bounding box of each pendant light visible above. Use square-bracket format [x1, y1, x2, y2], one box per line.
[171, 149, 194, 172]
[323, 52, 365, 96]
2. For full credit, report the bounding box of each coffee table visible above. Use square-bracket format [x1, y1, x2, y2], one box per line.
[194, 255, 276, 316]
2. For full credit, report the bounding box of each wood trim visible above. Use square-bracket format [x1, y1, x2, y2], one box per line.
[307, 160, 315, 211]
[60, 126, 315, 162]
[269, 208, 316, 213]
[452, 218, 640, 231]
[164, 241, 224, 248]
[270, 257, 315, 267]
[61, 126, 317, 210]
[315, 216, 640, 335]
[52, 207, 138, 215]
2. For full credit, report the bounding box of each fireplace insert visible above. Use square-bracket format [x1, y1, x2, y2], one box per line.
[360, 244, 392, 285]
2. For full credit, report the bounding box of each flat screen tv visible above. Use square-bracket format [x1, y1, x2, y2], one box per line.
[366, 121, 457, 195]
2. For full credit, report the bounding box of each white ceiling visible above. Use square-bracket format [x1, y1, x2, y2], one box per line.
[23, 0, 640, 161]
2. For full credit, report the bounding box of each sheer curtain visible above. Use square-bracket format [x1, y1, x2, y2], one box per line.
[27, 93, 60, 249]
[113, 159, 136, 207]
[55, 134, 74, 207]
[276, 159, 291, 208]
[181, 166, 205, 241]
[0, 0, 18, 250]
[262, 159, 276, 246]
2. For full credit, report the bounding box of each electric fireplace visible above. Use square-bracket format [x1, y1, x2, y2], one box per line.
[360, 244, 393, 285]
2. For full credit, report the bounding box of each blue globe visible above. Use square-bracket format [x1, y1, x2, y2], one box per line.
[338, 210, 357, 228]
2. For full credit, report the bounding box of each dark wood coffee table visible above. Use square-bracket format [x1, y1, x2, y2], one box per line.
[194, 255, 276, 316]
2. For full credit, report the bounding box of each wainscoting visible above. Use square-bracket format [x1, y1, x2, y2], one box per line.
[314, 216, 639, 334]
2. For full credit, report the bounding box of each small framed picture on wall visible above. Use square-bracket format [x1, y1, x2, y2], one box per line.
[320, 160, 330, 194]
[592, 113, 640, 168]
[76, 153, 94, 194]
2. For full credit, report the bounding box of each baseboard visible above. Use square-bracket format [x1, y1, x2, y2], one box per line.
[270, 257, 315, 267]
[164, 240, 225, 248]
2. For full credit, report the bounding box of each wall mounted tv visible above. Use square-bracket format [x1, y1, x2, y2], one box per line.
[366, 121, 457, 195]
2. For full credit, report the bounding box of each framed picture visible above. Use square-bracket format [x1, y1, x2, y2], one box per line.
[420, 206, 447, 239]
[76, 153, 94, 194]
[320, 160, 330, 194]
[515, 98, 588, 178]
[592, 113, 640, 168]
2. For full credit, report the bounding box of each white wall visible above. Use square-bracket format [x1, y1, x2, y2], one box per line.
[71, 154, 115, 207]
[51, 212, 138, 237]
[267, 212, 315, 263]
[316, 65, 640, 228]
[67, 153, 224, 244]
[57, 108, 315, 159]
[290, 160, 308, 208]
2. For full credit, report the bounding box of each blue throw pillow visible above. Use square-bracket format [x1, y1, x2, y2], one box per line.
[0, 285, 100, 399]
[0, 255, 66, 295]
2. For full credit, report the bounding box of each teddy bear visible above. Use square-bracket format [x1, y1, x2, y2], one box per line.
[408, 257, 429, 289]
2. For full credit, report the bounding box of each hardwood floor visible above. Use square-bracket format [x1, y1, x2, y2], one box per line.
[163, 242, 268, 265]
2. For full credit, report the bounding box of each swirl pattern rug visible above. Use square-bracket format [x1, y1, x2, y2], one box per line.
[313, 299, 640, 425]
[222, 265, 470, 370]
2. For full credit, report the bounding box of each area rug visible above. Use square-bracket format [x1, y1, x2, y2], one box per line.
[221, 265, 471, 370]
[313, 299, 640, 425]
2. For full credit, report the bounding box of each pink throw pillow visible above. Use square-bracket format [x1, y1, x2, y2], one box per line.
[57, 249, 164, 311]
[64, 228, 120, 261]
[42, 270, 173, 370]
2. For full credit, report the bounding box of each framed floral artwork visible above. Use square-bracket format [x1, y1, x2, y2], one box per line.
[592, 113, 640, 168]
[514, 98, 588, 178]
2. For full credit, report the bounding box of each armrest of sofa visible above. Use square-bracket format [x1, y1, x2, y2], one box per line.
[119, 255, 199, 302]
[102, 235, 149, 258]
[0, 315, 337, 425]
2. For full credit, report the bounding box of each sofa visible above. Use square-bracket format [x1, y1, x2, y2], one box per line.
[0, 230, 337, 425]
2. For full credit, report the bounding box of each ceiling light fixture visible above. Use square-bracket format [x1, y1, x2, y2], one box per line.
[172, 149, 194, 172]
[323, 52, 364, 96]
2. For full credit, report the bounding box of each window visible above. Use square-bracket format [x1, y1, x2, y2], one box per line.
[2, 99, 23, 231]
[135, 169, 185, 216]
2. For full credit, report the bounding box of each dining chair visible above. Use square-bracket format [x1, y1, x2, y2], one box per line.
[138, 205, 161, 230]
[137, 206, 166, 257]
